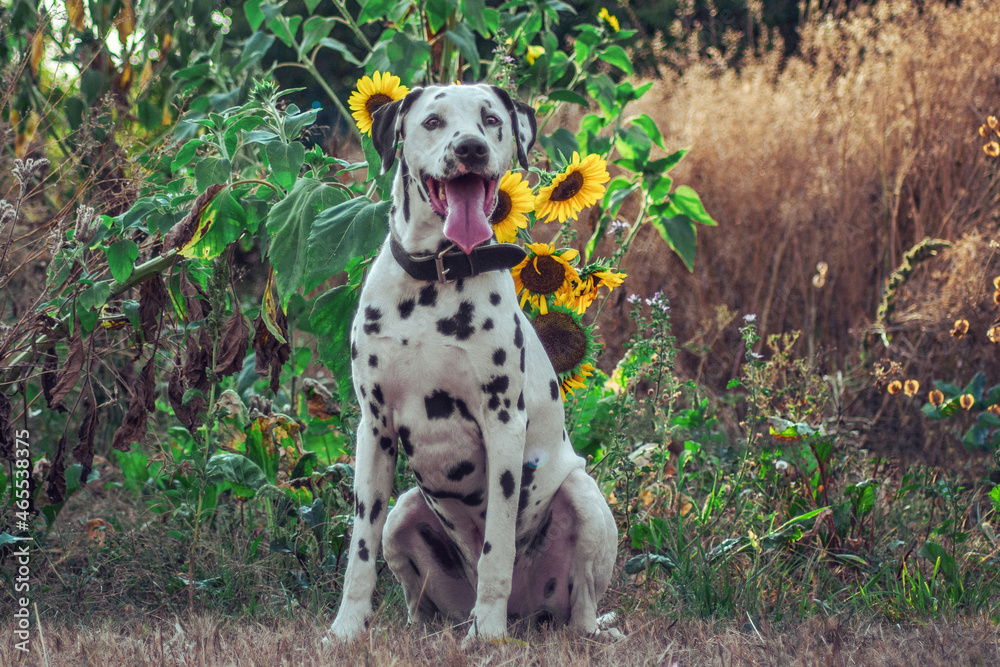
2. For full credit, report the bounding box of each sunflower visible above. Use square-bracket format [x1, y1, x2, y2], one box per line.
[526, 45, 545, 65]
[598, 8, 620, 32]
[348, 71, 409, 135]
[534, 152, 610, 224]
[490, 171, 535, 243]
[569, 267, 627, 314]
[511, 242, 580, 314]
[529, 303, 598, 400]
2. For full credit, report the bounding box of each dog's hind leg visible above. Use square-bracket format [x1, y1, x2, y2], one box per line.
[383, 489, 477, 623]
[328, 412, 397, 640]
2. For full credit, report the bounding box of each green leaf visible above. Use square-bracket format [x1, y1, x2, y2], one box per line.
[615, 124, 651, 163]
[265, 140, 306, 191]
[361, 133, 395, 198]
[78, 281, 111, 311]
[311, 285, 359, 405]
[299, 16, 337, 55]
[651, 214, 697, 271]
[238, 32, 276, 72]
[306, 198, 390, 291]
[265, 178, 349, 307]
[171, 139, 204, 171]
[446, 23, 481, 80]
[547, 88, 589, 106]
[181, 190, 247, 260]
[631, 114, 664, 149]
[426, 0, 453, 33]
[194, 157, 231, 191]
[318, 37, 361, 65]
[598, 45, 633, 74]
[538, 128, 579, 165]
[461, 0, 490, 35]
[206, 452, 267, 492]
[586, 73, 617, 116]
[291, 451, 319, 480]
[366, 31, 432, 85]
[283, 108, 319, 141]
[624, 553, 677, 575]
[105, 239, 139, 283]
[359, 0, 397, 23]
[245, 0, 264, 31]
[268, 14, 303, 48]
[670, 185, 717, 226]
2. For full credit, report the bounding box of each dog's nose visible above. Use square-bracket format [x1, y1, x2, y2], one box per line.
[454, 136, 489, 168]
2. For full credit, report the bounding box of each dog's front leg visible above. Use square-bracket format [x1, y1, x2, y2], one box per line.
[463, 417, 526, 647]
[328, 415, 396, 641]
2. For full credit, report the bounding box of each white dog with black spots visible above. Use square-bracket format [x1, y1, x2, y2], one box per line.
[327, 83, 618, 647]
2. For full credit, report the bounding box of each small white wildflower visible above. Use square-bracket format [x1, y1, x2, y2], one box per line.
[743, 313, 757, 323]
[627, 293, 639, 305]
[775, 460, 789, 471]
[749, 351, 763, 360]
[607, 219, 630, 235]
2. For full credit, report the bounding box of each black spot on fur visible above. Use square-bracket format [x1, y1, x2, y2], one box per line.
[568, 579, 574, 597]
[504, 398, 511, 408]
[399, 426, 413, 456]
[398, 299, 415, 319]
[518, 488, 530, 516]
[446, 460, 476, 481]
[370, 498, 383, 524]
[402, 339, 408, 345]
[408, 557, 421, 578]
[361, 386, 367, 398]
[401, 160, 411, 221]
[520, 347, 526, 372]
[550, 380, 559, 401]
[358, 538, 370, 562]
[436, 92, 448, 100]
[419, 284, 438, 307]
[488, 395, 500, 411]
[413, 470, 423, 483]
[493, 348, 506, 366]
[483, 541, 492, 554]
[416, 522, 464, 577]
[379, 436, 392, 451]
[544, 577, 557, 598]
[456, 279, 464, 292]
[372, 384, 384, 405]
[363, 321, 381, 335]
[522, 464, 536, 488]
[489, 292, 501, 306]
[517, 391, 525, 411]
[368, 354, 378, 368]
[432, 506, 456, 530]
[513, 314, 523, 348]
[483, 318, 494, 331]
[455, 398, 477, 422]
[500, 470, 515, 499]
[425, 390, 454, 419]
[369, 401, 380, 418]
[371, 427, 378, 436]
[527, 511, 552, 556]
[365, 306, 382, 321]
[356, 500, 366, 520]
[437, 301, 476, 340]
[351, 342, 358, 359]
[423, 487, 484, 506]
[498, 409, 510, 423]
[483, 375, 509, 396]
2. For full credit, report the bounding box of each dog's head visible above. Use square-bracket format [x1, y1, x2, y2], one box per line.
[371, 84, 537, 254]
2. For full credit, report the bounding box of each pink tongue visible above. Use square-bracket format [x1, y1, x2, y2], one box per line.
[443, 175, 493, 254]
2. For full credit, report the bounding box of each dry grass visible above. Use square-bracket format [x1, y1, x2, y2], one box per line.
[2, 613, 999, 666]
[592, 0, 1000, 402]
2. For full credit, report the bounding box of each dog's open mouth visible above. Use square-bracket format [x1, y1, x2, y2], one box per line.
[427, 174, 499, 255]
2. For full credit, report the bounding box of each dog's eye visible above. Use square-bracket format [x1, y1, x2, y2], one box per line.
[422, 115, 443, 130]
[484, 114, 502, 127]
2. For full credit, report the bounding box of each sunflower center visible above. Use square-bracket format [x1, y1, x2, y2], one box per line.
[532, 312, 588, 374]
[549, 170, 584, 202]
[365, 93, 393, 116]
[521, 256, 565, 295]
[490, 190, 512, 226]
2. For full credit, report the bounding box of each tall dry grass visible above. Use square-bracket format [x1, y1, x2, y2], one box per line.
[595, 0, 1000, 408]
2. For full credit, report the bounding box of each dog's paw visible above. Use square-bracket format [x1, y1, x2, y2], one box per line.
[461, 609, 508, 650]
[593, 612, 625, 642]
[325, 609, 369, 644]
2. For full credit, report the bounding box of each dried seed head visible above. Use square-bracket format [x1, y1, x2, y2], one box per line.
[951, 318, 969, 338]
[74, 205, 98, 246]
[990, 325, 1000, 344]
[988, 404, 1000, 418]
[929, 390, 944, 407]
[11, 157, 50, 186]
[960, 394, 975, 410]
[812, 274, 826, 288]
[887, 380, 902, 395]
[904, 379, 920, 396]
[989, 116, 999, 130]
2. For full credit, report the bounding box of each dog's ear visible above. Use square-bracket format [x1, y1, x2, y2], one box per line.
[370, 88, 424, 174]
[489, 85, 537, 171]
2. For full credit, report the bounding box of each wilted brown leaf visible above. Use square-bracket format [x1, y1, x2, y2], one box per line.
[179, 271, 212, 322]
[39, 347, 65, 413]
[30, 30, 44, 77]
[74, 396, 98, 483]
[169, 365, 204, 431]
[116, 0, 135, 42]
[66, 0, 85, 31]
[302, 378, 338, 420]
[111, 358, 156, 451]
[85, 518, 115, 545]
[214, 311, 251, 378]
[138, 275, 170, 344]
[253, 273, 290, 394]
[163, 184, 225, 255]
[47, 436, 68, 504]
[49, 333, 86, 411]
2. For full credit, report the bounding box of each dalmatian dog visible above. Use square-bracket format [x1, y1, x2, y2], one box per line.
[327, 84, 617, 646]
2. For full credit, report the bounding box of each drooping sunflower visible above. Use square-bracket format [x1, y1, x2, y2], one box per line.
[490, 171, 535, 243]
[569, 267, 627, 314]
[534, 152, 610, 224]
[348, 71, 409, 135]
[512, 243, 580, 314]
[598, 8, 620, 32]
[529, 303, 598, 400]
